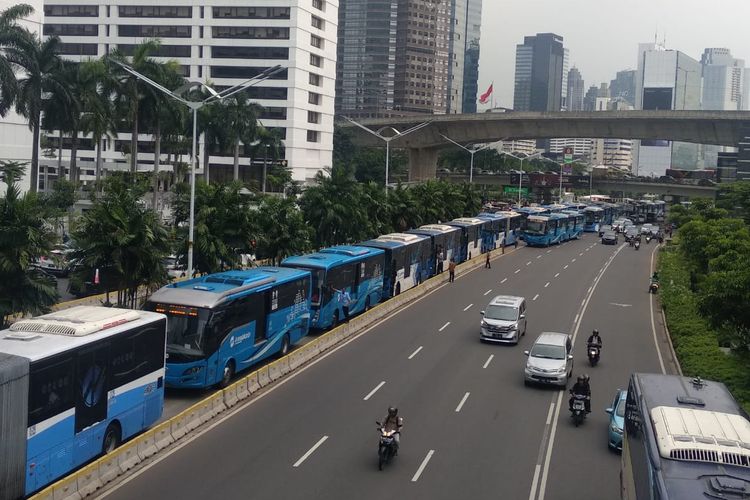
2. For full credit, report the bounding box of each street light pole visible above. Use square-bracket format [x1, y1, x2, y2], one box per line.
[439, 134, 505, 184]
[188, 105, 198, 278]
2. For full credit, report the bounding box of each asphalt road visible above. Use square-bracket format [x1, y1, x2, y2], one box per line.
[98, 234, 670, 500]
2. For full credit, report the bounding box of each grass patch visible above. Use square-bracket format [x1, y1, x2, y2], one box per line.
[659, 249, 750, 410]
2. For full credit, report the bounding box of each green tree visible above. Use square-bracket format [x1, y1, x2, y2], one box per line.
[255, 196, 312, 265]
[717, 181, 750, 226]
[698, 250, 750, 348]
[0, 161, 58, 326]
[222, 92, 263, 182]
[79, 58, 116, 188]
[197, 102, 227, 185]
[0, 3, 34, 117]
[70, 174, 170, 308]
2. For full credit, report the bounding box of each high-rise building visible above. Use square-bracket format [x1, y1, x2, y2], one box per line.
[0, 0, 43, 194]
[590, 95, 633, 171]
[582, 85, 598, 111]
[560, 48, 569, 110]
[460, 0, 481, 113]
[42, 0, 338, 186]
[609, 69, 636, 105]
[566, 67, 584, 111]
[512, 33, 565, 112]
[700, 48, 745, 167]
[549, 138, 591, 157]
[635, 46, 702, 177]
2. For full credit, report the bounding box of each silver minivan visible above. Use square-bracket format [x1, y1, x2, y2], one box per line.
[523, 332, 573, 387]
[480, 295, 527, 345]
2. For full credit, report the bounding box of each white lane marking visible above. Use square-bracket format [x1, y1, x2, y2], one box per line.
[439, 321, 450, 332]
[585, 248, 590, 252]
[408, 346, 423, 360]
[571, 258, 577, 262]
[484, 289, 492, 296]
[501, 278, 508, 284]
[482, 354, 494, 369]
[536, 255, 542, 259]
[515, 269, 521, 274]
[528, 464, 542, 500]
[544, 282, 550, 288]
[537, 244, 626, 500]
[545, 401, 555, 426]
[526, 261, 532, 266]
[293, 435, 329, 467]
[411, 450, 435, 482]
[649, 245, 667, 374]
[610, 302, 632, 308]
[455, 392, 471, 412]
[554, 273, 560, 278]
[563, 265, 568, 270]
[463, 303, 473, 311]
[363, 381, 386, 401]
[573, 313, 579, 325]
[546, 250, 552, 254]
[579, 252, 583, 256]
[533, 294, 539, 301]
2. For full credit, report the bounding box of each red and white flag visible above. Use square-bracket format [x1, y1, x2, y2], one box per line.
[479, 83, 494, 104]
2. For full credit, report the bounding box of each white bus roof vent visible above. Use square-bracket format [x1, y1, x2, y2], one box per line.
[10, 306, 140, 337]
[651, 406, 750, 468]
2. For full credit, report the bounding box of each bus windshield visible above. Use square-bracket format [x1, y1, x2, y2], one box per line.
[525, 220, 546, 234]
[485, 304, 518, 321]
[584, 211, 601, 223]
[146, 303, 210, 357]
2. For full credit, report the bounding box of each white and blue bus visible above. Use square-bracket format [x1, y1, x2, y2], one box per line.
[498, 211, 524, 246]
[281, 246, 385, 330]
[406, 224, 463, 276]
[0, 306, 167, 498]
[145, 267, 311, 389]
[622, 373, 750, 499]
[446, 217, 487, 261]
[561, 210, 585, 239]
[582, 206, 605, 233]
[360, 233, 432, 298]
[522, 215, 565, 247]
[476, 212, 506, 252]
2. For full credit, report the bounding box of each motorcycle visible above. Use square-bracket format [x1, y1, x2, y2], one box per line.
[634, 241, 640, 250]
[649, 281, 659, 294]
[570, 393, 589, 427]
[375, 421, 398, 470]
[645, 235, 652, 244]
[587, 344, 601, 366]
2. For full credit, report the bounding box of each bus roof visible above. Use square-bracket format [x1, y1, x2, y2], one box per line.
[149, 266, 310, 309]
[583, 206, 604, 212]
[407, 224, 460, 236]
[377, 233, 429, 244]
[447, 217, 485, 228]
[282, 246, 383, 271]
[0, 306, 165, 362]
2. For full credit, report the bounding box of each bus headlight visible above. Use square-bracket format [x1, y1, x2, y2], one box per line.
[182, 366, 203, 376]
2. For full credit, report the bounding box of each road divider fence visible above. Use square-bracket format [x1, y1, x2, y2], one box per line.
[30, 246, 502, 500]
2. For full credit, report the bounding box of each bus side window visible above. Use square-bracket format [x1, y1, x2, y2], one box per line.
[28, 356, 75, 427]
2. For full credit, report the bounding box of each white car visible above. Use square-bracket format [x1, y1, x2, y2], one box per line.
[524, 332, 574, 387]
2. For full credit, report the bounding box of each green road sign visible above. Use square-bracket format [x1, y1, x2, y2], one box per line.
[503, 186, 529, 195]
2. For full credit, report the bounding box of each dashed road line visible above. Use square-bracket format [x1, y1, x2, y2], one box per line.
[455, 392, 471, 412]
[544, 282, 550, 288]
[563, 265, 568, 270]
[363, 381, 385, 401]
[484, 289, 492, 296]
[536, 255, 542, 259]
[408, 346, 423, 360]
[439, 322, 450, 332]
[293, 436, 329, 467]
[526, 261, 532, 266]
[483, 354, 494, 369]
[501, 278, 508, 284]
[463, 303, 473, 311]
[515, 269, 521, 274]
[412, 450, 435, 482]
[554, 273, 560, 278]
[533, 294, 539, 301]
[571, 258, 576, 262]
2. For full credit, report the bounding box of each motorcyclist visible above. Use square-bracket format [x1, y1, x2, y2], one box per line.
[587, 329, 602, 349]
[569, 375, 591, 413]
[381, 407, 403, 454]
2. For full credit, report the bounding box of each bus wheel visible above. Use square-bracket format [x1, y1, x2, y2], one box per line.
[279, 334, 290, 357]
[102, 423, 121, 455]
[220, 361, 235, 388]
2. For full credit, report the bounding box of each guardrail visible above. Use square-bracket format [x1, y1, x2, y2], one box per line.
[30, 246, 503, 500]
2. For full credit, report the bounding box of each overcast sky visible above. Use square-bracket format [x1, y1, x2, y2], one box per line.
[478, 0, 750, 108]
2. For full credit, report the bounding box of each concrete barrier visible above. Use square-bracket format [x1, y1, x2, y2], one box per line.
[50, 474, 80, 500]
[181, 403, 204, 434]
[116, 441, 141, 472]
[169, 408, 192, 441]
[135, 429, 159, 460]
[288, 348, 308, 370]
[96, 453, 120, 485]
[223, 379, 241, 408]
[74, 463, 103, 498]
[202, 392, 226, 424]
[245, 371, 260, 394]
[152, 420, 174, 451]
[256, 365, 270, 388]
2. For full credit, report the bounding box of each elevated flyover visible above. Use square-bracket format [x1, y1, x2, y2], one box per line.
[340, 110, 750, 180]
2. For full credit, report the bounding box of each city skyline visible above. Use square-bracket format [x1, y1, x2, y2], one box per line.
[479, 0, 750, 110]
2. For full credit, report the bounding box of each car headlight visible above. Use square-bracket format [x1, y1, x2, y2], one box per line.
[481, 320, 487, 328]
[610, 422, 622, 434]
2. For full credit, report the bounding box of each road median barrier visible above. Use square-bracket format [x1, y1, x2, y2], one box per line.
[96, 453, 119, 485]
[223, 379, 242, 408]
[246, 371, 260, 394]
[116, 440, 140, 473]
[49, 473, 79, 500]
[74, 463, 102, 498]
[135, 429, 158, 460]
[152, 420, 174, 451]
[256, 365, 271, 388]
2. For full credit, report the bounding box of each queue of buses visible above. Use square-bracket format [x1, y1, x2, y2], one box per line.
[0, 197, 668, 498]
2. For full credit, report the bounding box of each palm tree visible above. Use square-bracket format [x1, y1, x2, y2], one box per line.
[0, 3, 33, 117]
[8, 34, 67, 192]
[107, 40, 161, 175]
[250, 126, 284, 192]
[79, 58, 116, 188]
[222, 92, 263, 181]
[198, 102, 227, 184]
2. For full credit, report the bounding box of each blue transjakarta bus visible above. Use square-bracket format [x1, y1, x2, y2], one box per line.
[281, 245, 385, 330]
[522, 215, 565, 247]
[0, 306, 167, 498]
[145, 267, 311, 389]
[476, 212, 505, 252]
[498, 211, 524, 246]
[406, 224, 462, 275]
[447, 217, 487, 261]
[360, 233, 432, 298]
[549, 213, 578, 241]
[622, 373, 750, 500]
[582, 206, 605, 232]
[561, 210, 585, 239]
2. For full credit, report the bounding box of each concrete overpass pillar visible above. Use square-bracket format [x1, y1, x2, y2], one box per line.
[408, 147, 439, 181]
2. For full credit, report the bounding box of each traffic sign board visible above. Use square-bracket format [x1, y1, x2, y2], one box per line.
[563, 147, 574, 164]
[503, 186, 529, 195]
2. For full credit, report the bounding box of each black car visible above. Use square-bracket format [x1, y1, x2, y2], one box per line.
[601, 231, 619, 245]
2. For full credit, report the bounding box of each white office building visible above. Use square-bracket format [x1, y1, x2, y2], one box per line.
[41, 0, 337, 188]
[0, 0, 43, 194]
[548, 138, 591, 157]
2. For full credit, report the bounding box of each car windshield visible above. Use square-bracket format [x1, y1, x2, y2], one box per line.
[530, 343, 566, 360]
[485, 304, 518, 321]
[604, 232, 616, 238]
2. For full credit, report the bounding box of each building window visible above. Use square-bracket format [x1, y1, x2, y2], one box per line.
[44, 5, 99, 17]
[308, 92, 321, 105]
[212, 26, 290, 39]
[57, 43, 98, 56]
[311, 15, 324, 30]
[212, 7, 290, 19]
[307, 130, 319, 142]
[310, 54, 322, 68]
[260, 107, 287, 120]
[307, 111, 320, 124]
[312, 0, 324, 11]
[43, 24, 98, 36]
[118, 6, 192, 18]
[118, 25, 192, 38]
[309, 73, 322, 86]
[211, 46, 289, 60]
[310, 34, 323, 49]
[210, 66, 288, 80]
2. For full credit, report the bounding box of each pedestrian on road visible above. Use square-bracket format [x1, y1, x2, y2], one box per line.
[501, 235, 506, 254]
[514, 231, 519, 248]
[448, 258, 456, 283]
[485, 251, 491, 269]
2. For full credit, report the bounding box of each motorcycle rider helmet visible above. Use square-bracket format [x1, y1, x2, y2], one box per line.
[592, 329, 599, 335]
[583, 374, 590, 383]
[388, 407, 398, 418]
[577, 375, 585, 384]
